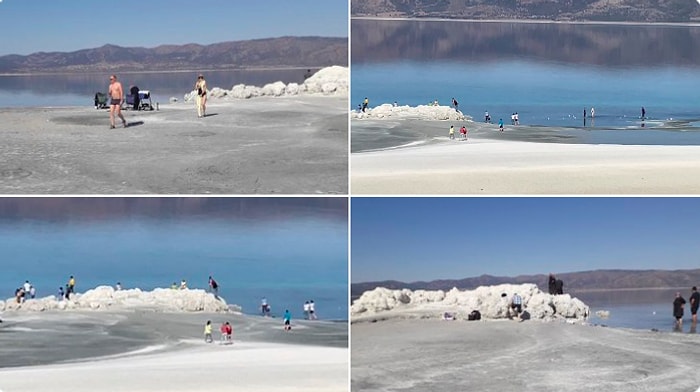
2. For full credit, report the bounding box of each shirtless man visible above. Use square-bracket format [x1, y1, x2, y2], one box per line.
[108, 74, 127, 129]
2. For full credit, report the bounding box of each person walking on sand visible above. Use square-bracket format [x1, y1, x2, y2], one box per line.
[484, 110, 491, 123]
[514, 112, 519, 126]
[204, 320, 213, 343]
[673, 292, 686, 329]
[460, 126, 467, 140]
[498, 118, 504, 132]
[449, 125, 455, 140]
[283, 309, 292, 331]
[220, 321, 233, 344]
[108, 75, 127, 129]
[194, 74, 208, 118]
[690, 286, 699, 324]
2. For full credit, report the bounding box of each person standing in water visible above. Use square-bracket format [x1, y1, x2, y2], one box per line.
[194, 74, 208, 118]
[690, 286, 699, 325]
[641, 107, 646, 119]
[673, 292, 686, 330]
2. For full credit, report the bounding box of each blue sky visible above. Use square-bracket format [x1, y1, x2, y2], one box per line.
[351, 198, 700, 283]
[0, 0, 348, 55]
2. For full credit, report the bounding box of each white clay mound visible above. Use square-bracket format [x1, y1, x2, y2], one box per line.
[351, 283, 589, 322]
[352, 104, 469, 121]
[184, 65, 348, 101]
[1, 286, 232, 313]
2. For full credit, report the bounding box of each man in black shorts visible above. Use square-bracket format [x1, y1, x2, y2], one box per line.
[690, 286, 699, 324]
[108, 75, 127, 129]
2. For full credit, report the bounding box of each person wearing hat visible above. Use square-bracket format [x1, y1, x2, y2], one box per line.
[194, 74, 208, 117]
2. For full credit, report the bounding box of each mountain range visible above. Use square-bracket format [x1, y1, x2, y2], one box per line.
[351, 269, 700, 299]
[0, 36, 348, 74]
[352, 0, 700, 23]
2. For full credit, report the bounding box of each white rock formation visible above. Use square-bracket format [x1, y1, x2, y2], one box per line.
[183, 66, 348, 102]
[1, 286, 231, 313]
[352, 104, 469, 121]
[351, 284, 589, 322]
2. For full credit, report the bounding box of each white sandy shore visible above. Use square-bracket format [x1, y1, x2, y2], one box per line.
[352, 319, 700, 392]
[0, 341, 347, 392]
[351, 139, 700, 194]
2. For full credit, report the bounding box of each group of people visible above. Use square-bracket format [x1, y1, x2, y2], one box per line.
[104, 73, 208, 129]
[448, 125, 468, 140]
[14, 276, 76, 303]
[14, 280, 37, 303]
[204, 320, 233, 344]
[303, 300, 317, 320]
[548, 274, 564, 295]
[672, 286, 700, 329]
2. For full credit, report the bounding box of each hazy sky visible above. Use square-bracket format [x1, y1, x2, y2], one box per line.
[351, 198, 700, 283]
[0, 0, 348, 55]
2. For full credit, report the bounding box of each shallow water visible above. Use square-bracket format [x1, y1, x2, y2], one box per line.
[574, 288, 698, 332]
[0, 68, 314, 108]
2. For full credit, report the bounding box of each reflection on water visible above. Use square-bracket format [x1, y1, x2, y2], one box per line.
[0, 68, 315, 108]
[352, 19, 700, 67]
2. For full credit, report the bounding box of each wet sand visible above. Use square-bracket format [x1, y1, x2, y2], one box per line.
[0, 95, 347, 194]
[0, 310, 347, 391]
[352, 319, 700, 392]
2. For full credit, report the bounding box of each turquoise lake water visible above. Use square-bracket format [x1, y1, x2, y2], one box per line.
[0, 198, 349, 320]
[352, 20, 700, 148]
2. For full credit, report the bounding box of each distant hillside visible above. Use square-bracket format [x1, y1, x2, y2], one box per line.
[351, 269, 700, 299]
[0, 37, 348, 74]
[352, 0, 700, 23]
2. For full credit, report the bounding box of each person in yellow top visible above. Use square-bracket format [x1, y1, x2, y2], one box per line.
[204, 320, 213, 343]
[194, 74, 208, 118]
[449, 125, 455, 140]
[67, 275, 76, 297]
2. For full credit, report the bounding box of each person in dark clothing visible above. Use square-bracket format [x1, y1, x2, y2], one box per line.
[641, 107, 646, 119]
[690, 286, 699, 324]
[130, 85, 140, 110]
[555, 279, 564, 295]
[548, 274, 557, 295]
[673, 292, 686, 329]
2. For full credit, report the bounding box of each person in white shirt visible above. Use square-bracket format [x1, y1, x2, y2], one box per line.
[309, 300, 317, 320]
[303, 301, 311, 320]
